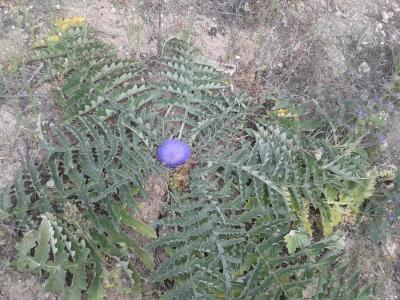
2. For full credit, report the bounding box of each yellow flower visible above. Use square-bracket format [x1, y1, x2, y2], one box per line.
[273, 108, 299, 118]
[47, 34, 61, 43]
[31, 34, 61, 48]
[32, 16, 85, 48]
[275, 108, 289, 116]
[55, 16, 86, 32]
[7, 63, 15, 72]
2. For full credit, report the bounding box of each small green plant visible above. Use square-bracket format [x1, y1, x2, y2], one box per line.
[0, 21, 381, 299]
[391, 50, 400, 95]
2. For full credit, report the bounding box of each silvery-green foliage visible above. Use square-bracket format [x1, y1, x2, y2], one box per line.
[0, 28, 375, 299]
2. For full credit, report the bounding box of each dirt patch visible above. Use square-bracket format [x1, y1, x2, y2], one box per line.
[62, 0, 259, 73]
[0, 5, 27, 64]
[258, 0, 397, 91]
[344, 228, 400, 299]
[380, 110, 400, 165]
[63, 0, 132, 56]
[0, 105, 22, 189]
[136, 174, 167, 224]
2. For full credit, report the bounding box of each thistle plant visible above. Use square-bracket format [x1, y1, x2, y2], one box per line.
[0, 20, 379, 299]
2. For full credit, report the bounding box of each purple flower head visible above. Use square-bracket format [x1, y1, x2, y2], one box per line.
[378, 134, 386, 144]
[357, 109, 367, 119]
[388, 212, 397, 223]
[373, 96, 381, 103]
[156, 139, 191, 168]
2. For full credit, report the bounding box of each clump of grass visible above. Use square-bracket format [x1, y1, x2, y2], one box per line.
[390, 49, 400, 97]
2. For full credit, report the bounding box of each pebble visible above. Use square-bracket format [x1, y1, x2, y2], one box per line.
[358, 62, 370, 74]
[46, 179, 55, 189]
[382, 11, 393, 23]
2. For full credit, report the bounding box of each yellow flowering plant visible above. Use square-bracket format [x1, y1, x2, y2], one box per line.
[54, 16, 86, 32]
[31, 16, 86, 48]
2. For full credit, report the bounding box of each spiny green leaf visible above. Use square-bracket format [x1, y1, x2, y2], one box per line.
[284, 229, 311, 254]
[110, 202, 157, 239]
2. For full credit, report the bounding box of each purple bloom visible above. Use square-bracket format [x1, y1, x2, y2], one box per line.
[357, 110, 367, 119]
[378, 134, 386, 144]
[156, 139, 191, 168]
[388, 212, 397, 223]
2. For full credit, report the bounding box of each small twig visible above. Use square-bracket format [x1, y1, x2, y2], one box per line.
[0, 63, 45, 103]
[0, 92, 52, 99]
[27, 63, 44, 86]
[333, 0, 345, 17]
[177, 110, 187, 139]
[36, 113, 45, 140]
[162, 105, 174, 136]
[321, 133, 367, 170]
[157, 0, 163, 56]
[164, 105, 173, 117]
[196, 5, 243, 17]
[0, 223, 26, 233]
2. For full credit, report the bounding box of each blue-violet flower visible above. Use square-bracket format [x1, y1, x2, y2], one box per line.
[156, 139, 191, 168]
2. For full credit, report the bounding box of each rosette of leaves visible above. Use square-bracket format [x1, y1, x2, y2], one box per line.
[0, 20, 379, 300]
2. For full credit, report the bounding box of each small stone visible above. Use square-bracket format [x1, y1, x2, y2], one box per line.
[358, 62, 370, 74]
[387, 183, 394, 190]
[54, 4, 61, 10]
[110, 7, 117, 13]
[46, 179, 55, 189]
[207, 26, 217, 37]
[382, 11, 391, 23]
[315, 148, 323, 161]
